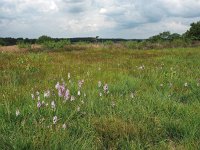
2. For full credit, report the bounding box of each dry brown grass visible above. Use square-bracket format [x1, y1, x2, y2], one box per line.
[0, 45, 22, 52]
[0, 44, 41, 52]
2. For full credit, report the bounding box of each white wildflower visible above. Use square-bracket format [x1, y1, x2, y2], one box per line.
[31, 94, 35, 100]
[70, 96, 75, 101]
[184, 82, 188, 87]
[62, 123, 67, 130]
[138, 65, 145, 70]
[55, 82, 60, 89]
[16, 109, 20, 117]
[99, 92, 102, 97]
[51, 101, 56, 109]
[36, 91, 40, 96]
[68, 73, 71, 79]
[78, 90, 81, 96]
[78, 80, 84, 89]
[44, 90, 50, 98]
[53, 116, 58, 124]
[130, 92, 134, 98]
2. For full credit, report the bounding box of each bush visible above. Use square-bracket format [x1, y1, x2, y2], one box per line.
[17, 41, 31, 49]
[36, 35, 52, 44]
[42, 39, 71, 49]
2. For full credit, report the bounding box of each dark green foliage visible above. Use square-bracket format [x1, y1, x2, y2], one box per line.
[36, 35, 53, 44]
[0, 39, 6, 46]
[185, 21, 200, 40]
[0, 38, 36, 46]
[149, 31, 181, 42]
[35, 35, 71, 50]
[42, 39, 71, 49]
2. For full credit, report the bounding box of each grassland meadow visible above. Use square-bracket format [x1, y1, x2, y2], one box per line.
[0, 46, 200, 149]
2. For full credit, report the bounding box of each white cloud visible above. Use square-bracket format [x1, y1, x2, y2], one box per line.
[0, 0, 200, 38]
[99, 8, 107, 14]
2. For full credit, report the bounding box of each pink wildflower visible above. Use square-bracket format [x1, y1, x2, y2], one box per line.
[64, 89, 70, 100]
[37, 101, 41, 109]
[103, 84, 109, 94]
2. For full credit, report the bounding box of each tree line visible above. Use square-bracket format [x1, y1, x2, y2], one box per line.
[0, 21, 199, 46]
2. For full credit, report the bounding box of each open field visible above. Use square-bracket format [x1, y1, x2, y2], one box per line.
[0, 46, 200, 149]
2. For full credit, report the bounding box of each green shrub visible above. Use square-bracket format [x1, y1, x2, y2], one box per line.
[17, 41, 31, 49]
[36, 35, 52, 44]
[42, 39, 71, 50]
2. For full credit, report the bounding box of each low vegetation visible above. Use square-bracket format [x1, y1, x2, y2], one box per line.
[0, 20, 200, 149]
[0, 45, 200, 149]
[17, 40, 32, 50]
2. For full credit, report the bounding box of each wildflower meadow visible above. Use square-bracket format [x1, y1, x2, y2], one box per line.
[0, 46, 200, 149]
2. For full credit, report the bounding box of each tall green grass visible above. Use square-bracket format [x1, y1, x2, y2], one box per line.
[0, 47, 200, 149]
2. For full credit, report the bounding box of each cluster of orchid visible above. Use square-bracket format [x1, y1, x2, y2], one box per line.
[15, 73, 114, 129]
[16, 69, 197, 128]
[98, 81, 109, 97]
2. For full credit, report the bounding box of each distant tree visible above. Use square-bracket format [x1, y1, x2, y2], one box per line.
[159, 31, 171, 40]
[149, 31, 181, 42]
[24, 38, 30, 44]
[168, 33, 181, 40]
[37, 35, 52, 44]
[0, 39, 5, 46]
[184, 21, 200, 40]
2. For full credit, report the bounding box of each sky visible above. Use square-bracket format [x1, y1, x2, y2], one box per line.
[0, 0, 200, 39]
